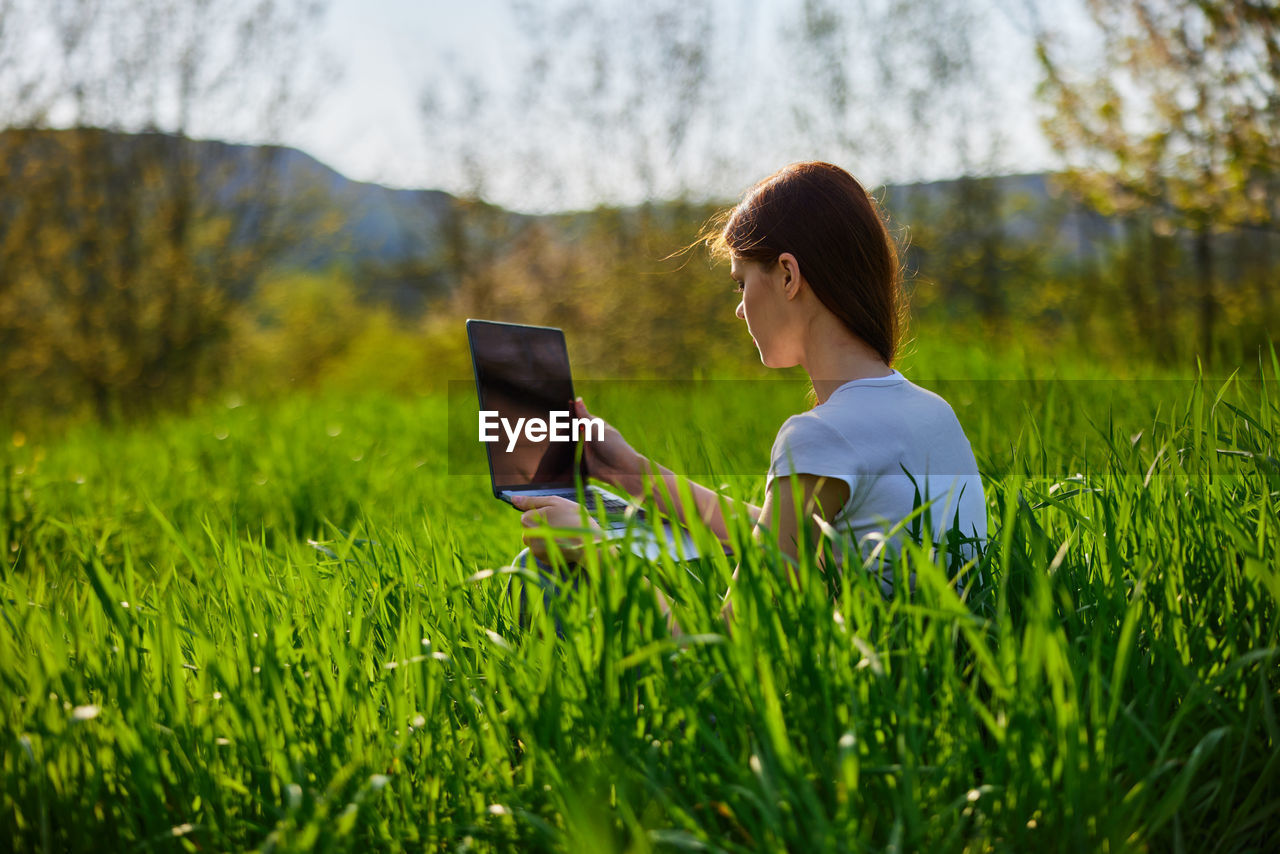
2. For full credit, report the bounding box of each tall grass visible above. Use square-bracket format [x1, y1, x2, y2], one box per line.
[2, 350, 1278, 851]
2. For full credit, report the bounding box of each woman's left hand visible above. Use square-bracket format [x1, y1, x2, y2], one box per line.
[512, 494, 601, 564]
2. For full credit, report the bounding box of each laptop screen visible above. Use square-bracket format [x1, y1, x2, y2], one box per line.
[467, 319, 583, 495]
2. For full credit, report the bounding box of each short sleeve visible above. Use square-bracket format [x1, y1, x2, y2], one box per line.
[766, 413, 860, 503]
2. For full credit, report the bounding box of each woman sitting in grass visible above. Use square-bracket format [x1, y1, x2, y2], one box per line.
[512, 161, 986, 623]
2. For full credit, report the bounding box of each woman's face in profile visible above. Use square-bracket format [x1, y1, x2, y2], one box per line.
[731, 255, 794, 368]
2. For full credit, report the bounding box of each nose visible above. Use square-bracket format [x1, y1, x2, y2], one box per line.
[735, 299, 745, 320]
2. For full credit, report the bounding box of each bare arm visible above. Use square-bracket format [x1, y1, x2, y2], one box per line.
[616, 459, 760, 543]
[718, 473, 849, 628]
[575, 397, 760, 541]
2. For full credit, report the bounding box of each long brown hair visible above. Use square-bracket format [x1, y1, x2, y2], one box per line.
[704, 161, 905, 365]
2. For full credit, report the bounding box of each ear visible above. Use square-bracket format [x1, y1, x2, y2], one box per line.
[777, 252, 802, 300]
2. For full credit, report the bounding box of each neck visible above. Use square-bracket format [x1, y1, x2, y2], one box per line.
[799, 315, 893, 404]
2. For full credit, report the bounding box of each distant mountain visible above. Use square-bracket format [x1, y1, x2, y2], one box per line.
[2, 128, 1107, 312]
[240, 144, 460, 269]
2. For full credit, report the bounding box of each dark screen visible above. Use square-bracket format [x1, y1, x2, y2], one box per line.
[468, 320, 581, 493]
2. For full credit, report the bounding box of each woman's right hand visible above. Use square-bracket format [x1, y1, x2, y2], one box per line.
[574, 397, 647, 495]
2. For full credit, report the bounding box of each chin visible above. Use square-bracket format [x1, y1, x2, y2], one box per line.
[758, 348, 794, 369]
[755, 339, 790, 369]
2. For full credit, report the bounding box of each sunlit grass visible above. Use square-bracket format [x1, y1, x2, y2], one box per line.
[2, 349, 1278, 851]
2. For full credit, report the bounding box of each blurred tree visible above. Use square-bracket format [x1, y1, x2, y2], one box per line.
[1036, 0, 1280, 363]
[0, 0, 330, 420]
[420, 0, 740, 376]
[420, 0, 1026, 373]
[435, 199, 748, 378]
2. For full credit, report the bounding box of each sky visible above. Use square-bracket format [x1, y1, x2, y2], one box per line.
[289, 0, 504, 197]
[276, 0, 1063, 212]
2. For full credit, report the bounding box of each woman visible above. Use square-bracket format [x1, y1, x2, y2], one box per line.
[512, 161, 986, 622]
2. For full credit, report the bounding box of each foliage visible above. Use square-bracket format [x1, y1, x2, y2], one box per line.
[1035, 0, 1280, 361]
[439, 201, 754, 379]
[2, 343, 1278, 851]
[0, 0, 330, 420]
[0, 130, 241, 418]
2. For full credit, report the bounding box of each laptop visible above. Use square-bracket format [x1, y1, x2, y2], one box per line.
[466, 318, 699, 560]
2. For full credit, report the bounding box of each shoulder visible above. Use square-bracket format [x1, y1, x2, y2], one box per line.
[857, 374, 954, 412]
[835, 375, 964, 433]
[771, 410, 854, 457]
[768, 409, 863, 483]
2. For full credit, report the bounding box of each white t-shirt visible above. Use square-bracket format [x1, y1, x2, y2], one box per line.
[766, 370, 987, 563]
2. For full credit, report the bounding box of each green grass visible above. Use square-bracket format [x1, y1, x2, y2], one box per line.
[2, 346, 1279, 851]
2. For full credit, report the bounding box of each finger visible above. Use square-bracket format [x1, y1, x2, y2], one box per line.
[520, 510, 542, 527]
[513, 494, 558, 509]
[574, 397, 592, 418]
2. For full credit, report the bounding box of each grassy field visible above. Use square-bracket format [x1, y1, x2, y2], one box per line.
[2, 340, 1279, 852]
